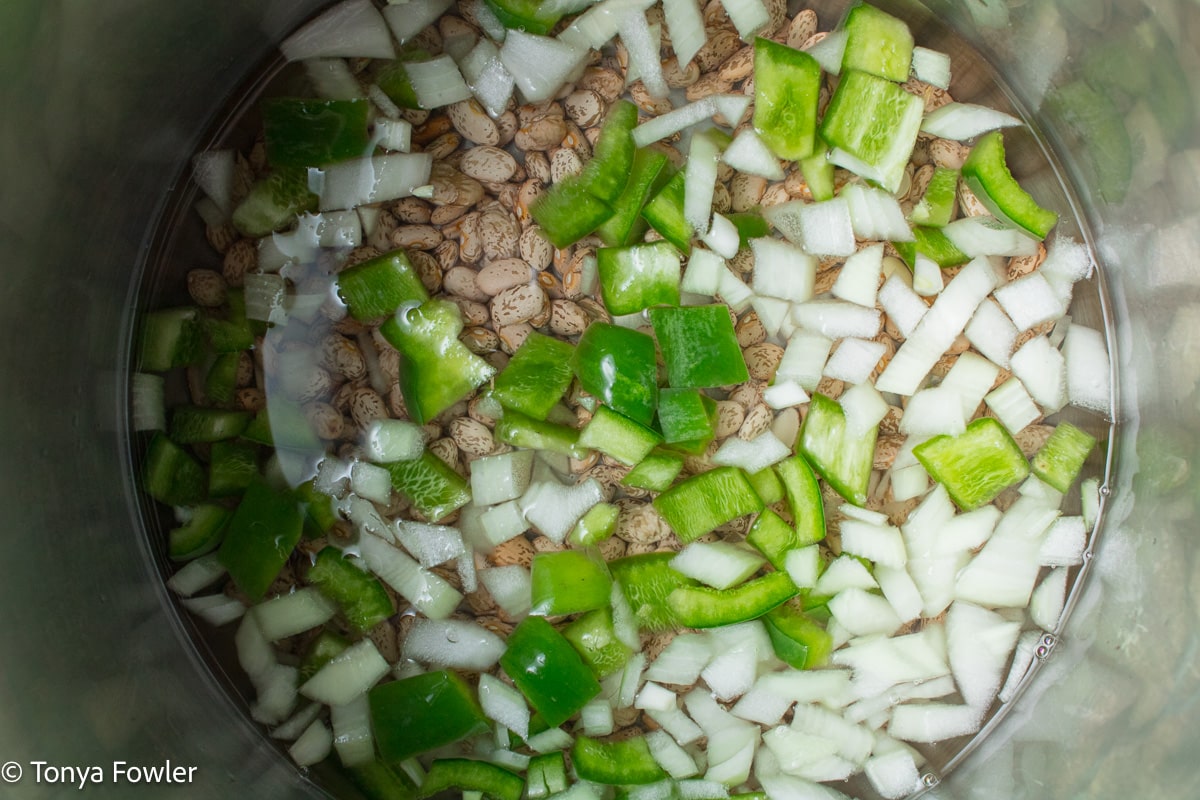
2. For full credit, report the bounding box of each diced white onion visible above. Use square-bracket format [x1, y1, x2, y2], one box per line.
[681, 248, 726, 295]
[300, 639, 391, 706]
[711, 430, 791, 474]
[964, 297, 1018, 368]
[764, 198, 856, 257]
[168, 553, 226, 597]
[381, 0, 455, 44]
[500, 30, 588, 103]
[471, 450, 535, 506]
[406, 55, 474, 109]
[994, 271, 1068, 331]
[722, 128, 785, 180]
[180, 593, 246, 626]
[702, 213, 741, 259]
[1030, 566, 1068, 631]
[921, 102, 1021, 141]
[252, 588, 338, 641]
[1063, 323, 1111, 414]
[1009, 334, 1067, 413]
[911, 46, 951, 89]
[304, 58, 364, 100]
[358, 532, 463, 619]
[900, 386, 966, 437]
[842, 184, 914, 243]
[751, 237, 816, 303]
[618, 10, 668, 98]
[777, 330, 833, 391]
[671, 541, 766, 590]
[318, 153, 433, 211]
[823, 337, 887, 385]
[331, 694, 375, 767]
[833, 244, 885, 308]
[280, 0, 396, 62]
[685, 132, 723, 235]
[192, 149, 236, 216]
[792, 300, 881, 340]
[942, 216, 1040, 258]
[289, 720, 334, 767]
[480, 566, 533, 618]
[803, 29, 848, 74]
[402, 619, 506, 670]
[661, 0, 707, 67]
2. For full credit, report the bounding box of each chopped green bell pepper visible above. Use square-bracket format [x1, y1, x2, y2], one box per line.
[384, 449, 472, 521]
[909, 166, 960, 228]
[337, 250, 429, 321]
[143, 433, 207, 507]
[609, 552, 698, 631]
[622, 452, 685, 492]
[650, 304, 749, 389]
[656, 388, 718, 445]
[775, 454, 826, 546]
[417, 759, 524, 800]
[1031, 422, 1096, 494]
[168, 504, 232, 562]
[208, 440, 259, 497]
[571, 323, 659, 427]
[571, 735, 667, 785]
[596, 148, 672, 247]
[204, 351, 241, 405]
[577, 405, 663, 467]
[308, 547, 395, 632]
[821, 69, 925, 193]
[494, 409, 589, 459]
[483, 0, 564, 35]
[961, 130, 1059, 240]
[203, 289, 254, 354]
[569, 502, 620, 547]
[893, 225, 969, 270]
[370, 670, 490, 762]
[530, 176, 615, 249]
[753, 36, 823, 161]
[232, 166, 319, 237]
[653, 466, 764, 542]
[576, 100, 639, 204]
[491, 332, 576, 421]
[799, 134, 836, 202]
[530, 550, 613, 617]
[500, 616, 602, 728]
[169, 406, 251, 444]
[667, 570, 798, 628]
[139, 307, 203, 372]
[746, 509, 801, 571]
[217, 481, 304, 601]
[763, 602, 833, 669]
[841, 3, 914, 83]
[913, 417, 1030, 510]
[798, 392, 877, 506]
[262, 97, 371, 169]
[641, 171, 693, 255]
[563, 608, 632, 679]
[597, 241, 682, 316]
[300, 629, 350, 681]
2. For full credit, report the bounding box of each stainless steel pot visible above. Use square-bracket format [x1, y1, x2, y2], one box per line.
[1, 1, 1196, 797]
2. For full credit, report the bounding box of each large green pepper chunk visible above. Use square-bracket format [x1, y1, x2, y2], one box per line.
[654, 466, 764, 542]
[609, 552, 698, 632]
[416, 759, 524, 800]
[217, 481, 304, 601]
[821, 69, 924, 193]
[753, 37, 823, 161]
[649, 304, 749, 389]
[491, 331, 576, 420]
[307, 547, 395, 632]
[667, 570, 798, 628]
[370, 670, 490, 762]
[571, 735, 667, 785]
[500, 616, 601, 728]
[336, 250, 429, 321]
[571, 323, 659, 427]
[262, 97, 371, 169]
[530, 550, 613, 617]
[597, 241, 682, 316]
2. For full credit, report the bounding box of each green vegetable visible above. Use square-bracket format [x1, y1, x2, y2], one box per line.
[530, 550, 613, 617]
[656, 388, 718, 446]
[1031, 422, 1097, 494]
[622, 452, 685, 492]
[346, 759, 419, 800]
[168, 504, 232, 561]
[262, 97, 371, 168]
[336, 250, 429, 321]
[571, 735, 666, 785]
[753, 36, 823, 160]
[961, 131, 1059, 240]
[763, 602, 833, 669]
[491, 332, 576, 421]
[143, 433, 207, 507]
[748, 467, 785, 505]
[370, 670, 490, 762]
[576, 100, 639, 204]
[380, 299, 496, 424]
[596, 148, 672, 247]
[525, 752, 569, 799]
[204, 351, 241, 405]
[217, 482, 304, 601]
[799, 134, 836, 202]
[649, 304, 749, 389]
[500, 616, 602, 727]
[609, 552, 698, 631]
[562, 608, 632, 678]
[139, 307, 203, 372]
[571, 323, 659, 427]
[300, 630, 350, 681]
[909, 166, 960, 227]
[495, 409, 589, 459]
[841, 3, 914, 82]
[568, 502, 620, 547]
[307, 547, 395, 632]
[483, 0, 565, 36]
[893, 225, 970, 269]
[821, 69, 925, 193]
[384, 449, 472, 521]
[577, 405, 663, 467]
[530, 176, 615, 248]
[416, 759, 524, 800]
[207, 440, 259, 497]
[232, 166, 319, 237]
[774, 454, 826, 546]
[667, 570, 798, 628]
[203, 289, 254, 354]
[296, 478, 338, 537]
[653, 467, 764, 543]
[746, 509, 802, 571]
[913, 417, 1030, 510]
[597, 241, 682, 316]
[641, 171, 693, 255]
[169, 406, 250, 444]
[798, 393, 877, 506]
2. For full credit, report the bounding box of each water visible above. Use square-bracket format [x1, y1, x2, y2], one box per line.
[131, 2, 1118, 798]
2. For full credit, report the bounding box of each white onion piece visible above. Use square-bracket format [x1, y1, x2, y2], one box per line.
[648, 730, 701, 779]
[792, 300, 881, 340]
[479, 565, 532, 617]
[942, 215, 1040, 257]
[681, 247, 726, 295]
[984, 376, 1040, 434]
[191, 149, 236, 216]
[1040, 235, 1093, 283]
[406, 55, 474, 109]
[318, 153, 433, 211]
[374, 117, 413, 152]
[671, 541, 765, 589]
[764, 198, 856, 257]
[520, 477, 604, 542]
[888, 703, 982, 744]
[460, 39, 516, 118]
[304, 58, 364, 100]
[479, 500, 528, 547]
[471, 449, 535, 506]
[864, 749, 921, 800]
[994, 271, 1068, 331]
[777, 330, 833, 391]
[900, 386, 967, 437]
[661, 0, 707, 67]
[965, 297, 1018, 368]
[839, 520, 907, 569]
[911, 46, 951, 89]
[946, 601, 1021, 711]
[685, 131, 723, 235]
[911, 254, 943, 296]
[581, 699, 615, 736]
[829, 588, 903, 637]
[723, 128, 785, 180]
[528, 727, 575, 753]
[1063, 323, 1111, 414]
[618, 11, 668, 98]
[1039, 516, 1086, 567]
[721, 0, 770, 40]
[791, 704, 874, 765]
[560, 0, 658, 50]
[751, 295, 791, 338]
[702, 213, 741, 258]
[289, 720, 333, 767]
[823, 337, 887, 385]
[1030, 567, 1069, 631]
[842, 184, 914, 242]
[272, 702, 323, 742]
[751, 237, 815, 302]
[876, 273, 927, 339]
[841, 382, 889, 437]
[358, 531, 463, 619]
[763, 380, 810, 410]
[940, 351, 1001, 418]
[833, 244, 884, 308]
[280, 0, 396, 61]
[252, 588, 338, 642]
[938, 505, 1001, 553]
[499, 31, 588, 103]
[394, 520, 465, 568]
[921, 102, 1021, 141]
[350, 460, 391, 504]
[300, 639, 390, 706]
[402, 619, 506, 670]
[997, 629, 1042, 703]
[180, 593, 246, 626]
[632, 97, 718, 147]
[330, 694, 375, 767]
[803, 29, 847, 75]
[954, 496, 1059, 609]
[874, 564, 923, 624]
[1010, 334, 1067, 412]
[717, 267, 755, 313]
[381, 0, 455, 44]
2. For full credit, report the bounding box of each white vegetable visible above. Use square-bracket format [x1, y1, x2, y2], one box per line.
[954, 496, 1059, 609]
[1063, 324, 1112, 414]
[528, 727, 575, 753]
[777, 331, 833, 390]
[803, 29, 848, 74]
[1009, 334, 1067, 412]
[499, 31, 588, 103]
[763, 380, 810, 410]
[181, 593, 246, 626]
[305, 58, 365, 100]
[711, 430, 791, 474]
[823, 337, 887, 385]
[722, 129, 785, 180]
[864, 749, 921, 800]
[911, 254, 943, 296]
[1039, 516, 1086, 567]
[839, 520, 907, 569]
[192, 149, 236, 217]
[381, 0, 455, 44]
[994, 271, 1068, 331]
[618, 11, 668, 97]
[783, 545, 821, 590]
[792, 300, 882, 341]
[331, 695, 375, 767]
[842, 184, 914, 243]
[318, 153, 433, 211]
[349, 460, 392, 504]
[300, 639, 390, 706]
[645, 633, 713, 686]
[751, 295, 791, 337]
[702, 213, 741, 259]
[946, 601, 1021, 711]
[681, 248, 726, 295]
[648, 730, 701, 779]
[167, 553, 226, 597]
[814, 555, 878, 595]
[965, 297, 1019, 368]
[828, 589, 903, 637]
[460, 39, 516, 117]
[833, 244, 885, 308]
[750, 237, 816, 303]
[985, 376, 1041, 434]
[874, 564, 923, 624]
[997, 630, 1042, 703]
[920, 102, 1021, 140]
[876, 273, 928, 339]
[721, 0, 770, 39]
[280, 0, 396, 62]
[271, 703, 324, 742]
[252, 588, 338, 642]
[358, 532, 463, 619]
[402, 619, 506, 670]
[717, 267, 755, 312]
[289, 720, 333, 767]
[520, 477, 605, 542]
[470, 450, 535, 506]
[942, 215, 1040, 257]
[661, 0, 707, 67]
[671, 541, 766, 590]
[394, 520, 465, 568]
[685, 132, 722, 235]
[900, 386, 967, 437]
[764, 198, 856, 257]
[888, 703, 982, 743]
[581, 698, 615, 736]
[406, 55, 474, 108]
[911, 46, 951, 89]
[632, 97, 721, 147]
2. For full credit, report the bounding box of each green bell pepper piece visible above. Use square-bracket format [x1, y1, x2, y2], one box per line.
[337, 250, 429, 321]
[296, 478, 338, 537]
[763, 601, 833, 669]
[913, 417, 1030, 510]
[609, 552, 698, 632]
[530, 550, 613, 617]
[799, 134, 836, 203]
[139, 307, 203, 372]
[217, 481, 304, 601]
[346, 759, 419, 800]
[384, 449, 472, 521]
[204, 351, 241, 405]
[728, 211, 771, 247]
[753, 36, 823, 161]
[577, 100, 639, 204]
[667, 570, 798, 628]
[530, 175, 615, 249]
[597, 241, 682, 316]
[798, 392, 877, 506]
[232, 166, 319, 237]
[500, 616, 602, 727]
[841, 3, 914, 83]
[577, 405, 663, 467]
[1031, 422, 1096, 494]
[622, 452, 685, 492]
[746, 509, 801, 571]
[656, 388, 718, 445]
[491, 332, 576, 421]
[653, 466, 764, 543]
[203, 289, 255, 354]
[748, 467, 785, 505]
[571, 323, 658, 427]
[380, 299, 496, 425]
[494, 409, 589, 459]
[169, 406, 250, 444]
[894, 225, 969, 269]
[562, 607, 632, 679]
[775, 454, 826, 546]
[961, 130, 1059, 240]
[909, 166, 960, 228]
[569, 502, 620, 547]
[370, 671, 490, 762]
[571, 735, 667, 785]
[208, 440, 259, 497]
[417, 759, 523, 800]
[649, 304, 749, 389]
[821, 69, 925, 194]
[262, 97, 371, 169]
[596, 148, 672, 247]
[308, 546, 395, 632]
[299, 629, 350, 681]
[483, 0, 564, 35]
[641, 171, 693, 255]
[525, 752, 568, 799]
[168, 504, 232, 562]
[143, 433, 207, 507]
